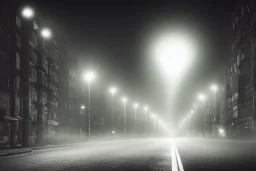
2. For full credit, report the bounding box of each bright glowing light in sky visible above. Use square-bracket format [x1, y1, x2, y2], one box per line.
[154, 33, 195, 80]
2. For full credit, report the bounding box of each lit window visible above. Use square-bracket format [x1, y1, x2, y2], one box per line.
[16, 52, 20, 70]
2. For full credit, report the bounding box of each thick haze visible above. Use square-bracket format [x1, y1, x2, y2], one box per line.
[22, 0, 234, 123]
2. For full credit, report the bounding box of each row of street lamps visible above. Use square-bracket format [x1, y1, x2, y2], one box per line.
[180, 83, 219, 136]
[21, 5, 169, 139]
[80, 70, 167, 139]
[21, 6, 52, 39]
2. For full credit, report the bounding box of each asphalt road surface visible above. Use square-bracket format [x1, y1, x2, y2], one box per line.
[1, 137, 256, 171]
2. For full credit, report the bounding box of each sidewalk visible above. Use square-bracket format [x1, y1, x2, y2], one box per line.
[0, 143, 78, 157]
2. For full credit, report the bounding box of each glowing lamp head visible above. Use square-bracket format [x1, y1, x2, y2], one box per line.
[210, 84, 218, 92]
[144, 106, 148, 112]
[121, 97, 127, 104]
[219, 128, 224, 134]
[81, 105, 85, 109]
[198, 93, 206, 101]
[84, 71, 96, 82]
[109, 87, 118, 95]
[22, 7, 34, 19]
[133, 103, 139, 109]
[41, 28, 52, 39]
[154, 33, 195, 79]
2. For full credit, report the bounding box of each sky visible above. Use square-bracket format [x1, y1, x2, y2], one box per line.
[21, 0, 235, 122]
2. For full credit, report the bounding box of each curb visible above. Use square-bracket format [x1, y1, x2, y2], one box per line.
[31, 144, 75, 150]
[0, 150, 32, 157]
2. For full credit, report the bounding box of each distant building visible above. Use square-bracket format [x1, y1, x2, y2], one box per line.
[225, 0, 255, 137]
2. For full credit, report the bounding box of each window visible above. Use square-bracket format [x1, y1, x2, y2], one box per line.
[43, 106, 48, 115]
[29, 100, 37, 120]
[16, 76, 20, 90]
[29, 85, 37, 101]
[32, 67, 37, 82]
[31, 32, 37, 47]
[29, 64, 37, 82]
[16, 16, 21, 28]
[31, 51, 37, 65]
[16, 52, 20, 70]
[15, 97, 20, 115]
[42, 91, 47, 104]
[42, 74, 47, 86]
[42, 57, 48, 73]
[16, 34, 21, 47]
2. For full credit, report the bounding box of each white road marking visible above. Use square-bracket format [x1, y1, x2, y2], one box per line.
[174, 145, 184, 171]
[172, 142, 178, 171]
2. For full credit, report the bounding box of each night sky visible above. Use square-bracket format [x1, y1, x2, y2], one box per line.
[20, 0, 234, 122]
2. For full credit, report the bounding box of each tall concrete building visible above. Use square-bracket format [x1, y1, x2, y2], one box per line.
[0, 1, 69, 147]
[225, 0, 255, 137]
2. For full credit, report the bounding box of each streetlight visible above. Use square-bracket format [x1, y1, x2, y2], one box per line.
[133, 103, 139, 131]
[80, 105, 86, 138]
[197, 93, 207, 136]
[83, 71, 96, 140]
[109, 86, 118, 130]
[41, 28, 52, 39]
[144, 106, 149, 134]
[153, 33, 195, 127]
[210, 84, 218, 136]
[154, 33, 195, 79]
[21, 6, 34, 19]
[121, 96, 128, 135]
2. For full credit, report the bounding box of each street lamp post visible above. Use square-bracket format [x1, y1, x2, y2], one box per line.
[198, 93, 207, 136]
[210, 84, 218, 136]
[121, 97, 128, 136]
[80, 105, 86, 138]
[109, 87, 118, 131]
[144, 106, 148, 135]
[84, 71, 96, 140]
[133, 103, 139, 131]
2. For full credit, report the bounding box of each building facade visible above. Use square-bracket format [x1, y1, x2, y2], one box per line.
[225, 0, 256, 137]
[0, 2, 69, 147]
